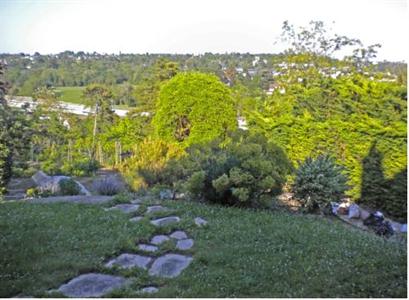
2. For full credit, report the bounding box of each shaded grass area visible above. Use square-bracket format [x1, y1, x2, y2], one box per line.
[0, 200, 406, 298]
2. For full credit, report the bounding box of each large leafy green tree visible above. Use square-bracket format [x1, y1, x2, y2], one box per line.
[153, 72, 238, 146]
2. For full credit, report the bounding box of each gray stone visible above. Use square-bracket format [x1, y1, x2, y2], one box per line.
[140, 286, 159, 294]
[150, 216, 180, 227]
[31, 171, 91, 196]
[138, 244, 158, 252]
[110, 204, 140, 213]
[131, 199, 142, 204]
[130, 216, 143, 222]
[159, 189, 173, 200]
[348, 204, 360, 219]
[401, 224, 407, 233]
[170, 230, 188, 240]
[105, 253, 152, 270]
[149, 254, 193, 278]
[58, 273, 129, 298]
[176, 239, 194, 250]
[360, 208, 370, 220]
[146, 205, 168, 214]
[151, 235, 170, 245]
[194, 217, 208, 227]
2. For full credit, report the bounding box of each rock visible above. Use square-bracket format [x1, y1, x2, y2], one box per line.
[105, 253, 152, 270]
[389, 221, 402, 232]
[110, 204, 139, 213]
[149, 254, 193, 278]
[337, 202, 349, 215]
[348, 204, 360, 219]
[58, 273, 129, 297]
[140, 286, 159, 294]
[151, 235, 170, 245]
[194, 217, 208, 227]
[159, 189, 173, 200]
[401, 224, 407, 233]
[170, 230, 188, 240]
[138, 244, 158, 252]
[130, 216, 143, 223]
[131, 199, 142, 204]
[176, 239, 194, 250]
[150, 216, 180, 227]
[31, 171, 91, 196]
[31, 171, 50, 186]
[360, 208, 370, 220]
[146, 205, 168, 214]
[330, 202, 339, 215]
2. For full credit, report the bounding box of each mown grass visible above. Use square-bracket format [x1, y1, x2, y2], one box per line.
[54, 86, 86, 104]
[0, 199, 406, 298]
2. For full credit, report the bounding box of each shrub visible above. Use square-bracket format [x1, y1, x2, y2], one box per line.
[293, 155, 349, 212]
[119, 138, 185, 190]
[93, 176, 124, 195]
[58, 178, 81, 196]
[158, 132, 293, 207]
[62, 159, 100, 177]
[26, 187, 39, 198]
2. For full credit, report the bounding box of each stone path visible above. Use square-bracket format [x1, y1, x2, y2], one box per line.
[55, 198, 208, 297]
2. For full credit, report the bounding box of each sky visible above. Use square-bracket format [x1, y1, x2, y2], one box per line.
[0, 0, 407, 61]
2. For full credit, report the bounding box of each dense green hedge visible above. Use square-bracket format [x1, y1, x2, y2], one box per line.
[248, 70, 407, 219]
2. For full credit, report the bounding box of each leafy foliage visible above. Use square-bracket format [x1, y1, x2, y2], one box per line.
[155, 132, 293, 207]
[293, 155, 349, 211]
[58, 178, 80, 196]
[153, 72, 237, 146]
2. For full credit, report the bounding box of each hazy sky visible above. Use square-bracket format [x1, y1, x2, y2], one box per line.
[0, 0, 407, 61]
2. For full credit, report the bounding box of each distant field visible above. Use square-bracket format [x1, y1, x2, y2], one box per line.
[54, 86, 86, 104]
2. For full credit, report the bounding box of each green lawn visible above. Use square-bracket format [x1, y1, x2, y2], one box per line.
[0, 199, 406, 297]
[54, 86, 86, 104]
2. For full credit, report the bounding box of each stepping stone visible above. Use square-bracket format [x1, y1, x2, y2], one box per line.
[105, 253, 152, 270]
[140, 286, 159, 294]
[149, 254, 193, 278]
[130, 216, 143, 223]
[169, 230, 188, 240]
[150, 216, 180, 227]
[195, 217, 208, 227]
[176, 239, 194, 250]
[58, 273, 129, 298]
[110, 204, 140, 213]
[138, 244, 158, 252]
[146, 205, 168, 214]
[151, 235, 170, 245]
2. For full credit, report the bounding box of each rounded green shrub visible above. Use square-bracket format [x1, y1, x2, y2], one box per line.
[293, 155, 349, 212]
[58, 178, 81, 196]
[164, 132, 293, 207]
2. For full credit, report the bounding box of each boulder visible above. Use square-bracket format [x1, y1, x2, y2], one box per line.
[348, 204, 360, 219]
[31, 171, 91, 196]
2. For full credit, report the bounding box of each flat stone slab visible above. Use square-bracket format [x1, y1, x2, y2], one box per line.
[170, 230, 188, 240]
[176, 239, 194, 250]
[146, 205, 168, 214]
[130, 216, 143, 223]
[105, 253, 152, 270]
[58, 273, 129, 297]
[150, 216, 180, 227]
[140, 286, 159, 294]
[149, 254, 193, 278]
[195, 217, 208, 227]
[110, 204, 140, 213]
[151, 235, 170, 245]
[138, 244, 158, 252]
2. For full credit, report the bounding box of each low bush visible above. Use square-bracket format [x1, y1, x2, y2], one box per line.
[154, 132, 293, 207]
[119, 138, 185, 190]
[292, 155, 349, 212]
[58, 178, 81, 196]
[93, 176, 124, 195]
